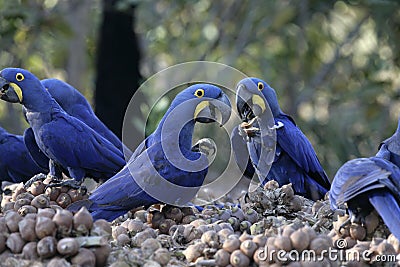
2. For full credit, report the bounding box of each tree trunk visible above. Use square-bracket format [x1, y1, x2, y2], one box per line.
[94, 0, 143, 141]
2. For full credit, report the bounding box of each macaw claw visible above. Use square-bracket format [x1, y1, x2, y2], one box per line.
[24, 173, 47, 189]
[45, 178, 86, 194]
[239, 117, 260, 137]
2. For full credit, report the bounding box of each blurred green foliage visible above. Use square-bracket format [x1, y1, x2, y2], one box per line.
[0, 0, 399, 178]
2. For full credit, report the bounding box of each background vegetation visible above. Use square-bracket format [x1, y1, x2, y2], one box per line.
[0, 0, 399, 179]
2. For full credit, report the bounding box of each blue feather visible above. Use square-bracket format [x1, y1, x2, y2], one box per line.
[68, 84, 231, 221]
[0, 126, 45, 183]
[330, 156, 400, 239]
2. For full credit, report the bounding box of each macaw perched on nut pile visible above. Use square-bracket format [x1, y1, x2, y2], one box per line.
[68, 84, 231, 221]
[0, 68, 126, 188]
[232, 77, 330, 201]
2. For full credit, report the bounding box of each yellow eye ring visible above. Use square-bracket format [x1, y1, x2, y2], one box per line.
[16, 73, 24, 82]
[194, 89, 204, 98]
[257, 82, 264, 91]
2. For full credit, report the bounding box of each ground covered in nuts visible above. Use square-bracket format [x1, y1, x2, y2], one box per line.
[0, 177, 399, 267]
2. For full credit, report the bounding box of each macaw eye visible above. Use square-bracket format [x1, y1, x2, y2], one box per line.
[16, 73, 24, 81]
[257, 82, 264, 91]
[194, 89, 204, 98]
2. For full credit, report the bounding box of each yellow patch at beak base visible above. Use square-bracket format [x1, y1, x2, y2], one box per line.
[10, 82, 23, 102]
[194, 100, 210, 119]
[251, 95, 266, 113]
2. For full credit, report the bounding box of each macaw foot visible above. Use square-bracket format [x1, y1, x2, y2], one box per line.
[240, 117, 261, 138]
[45, 179, 86, 192]
[24, 173, 47, 189]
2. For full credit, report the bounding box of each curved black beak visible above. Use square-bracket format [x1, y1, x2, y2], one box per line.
[0, 77, 21, 103]
[236, 83, 266, 122]
[195, 92, 232, 126]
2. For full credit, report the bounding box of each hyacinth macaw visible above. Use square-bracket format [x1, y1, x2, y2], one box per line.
[0, 68, 126, 185]
[233, 77, 330, 201]
[0, 126, 45, 185]
[68, 84, 231, 221]
[329, 156, 400, 239]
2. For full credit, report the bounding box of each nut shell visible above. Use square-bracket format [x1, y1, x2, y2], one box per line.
[13, 198, 31, 211]
[0, 234, 6, 253]
[164, 207, 183, 223]
[57, 237, 80, 256]
[201, 230, 219, 248]
[5, 211, 23, 232]
[350, 224, 366, 240]
[71, 248, 96, 267]
[47, 257, 71, 267]
[73, 206, 93, 236]
[127, 219, 144, 235]
[290, 229, 310, 251]
[56, 193, 72, 208]
[240, 239, 257, 257]
[142, 238, 162, 258]
[159, 219, 176, 234]
[6, 232, 25, 253]
[223, 236, 241, 253]
[53, 209, 73, 237]
[45, 187, 61, 201]
[37, 208, 56, 219]
[22, 242, 39, 260]
[91, 245, 111, 267]
[230, 250, 250, 267]
[35, 215, 56, 239]
[92, 219, 112, 237]
[215, 248, 230, 266]
[37, 236, 57, 258]
[29, 181, 46, 196]
[151, 247, 171, 266]
[274, 236, 292, 251]
[183, 242, 205, 262]
[117, 234, 131, 246]
[19, 218, 37, 241]
[31, 194, 50, 209]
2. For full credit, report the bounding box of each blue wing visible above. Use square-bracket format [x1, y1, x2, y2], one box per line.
[68, 105, 132, 157]
[369, 191, 400, 239]
[37, 112, 125, 181]
[69, 139, 208, 221]
[0, 134, 44, 183]
[330, 156, 400, 209]
[275, 115, 330, 190]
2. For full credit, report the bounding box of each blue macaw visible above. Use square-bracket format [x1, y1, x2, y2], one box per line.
[0, 68, 126, 185]
[68, 84, 231, 221]
[22, 78, 132, 174]
[329, 156, 400, 239]
[232, 77, 330, 201]
[0, 126, 45, 185]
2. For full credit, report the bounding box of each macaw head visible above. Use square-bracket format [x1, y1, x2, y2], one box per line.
[0, 68, 48, 108]
[168, 83, 232, 127]
[236, 77, 281, 122]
